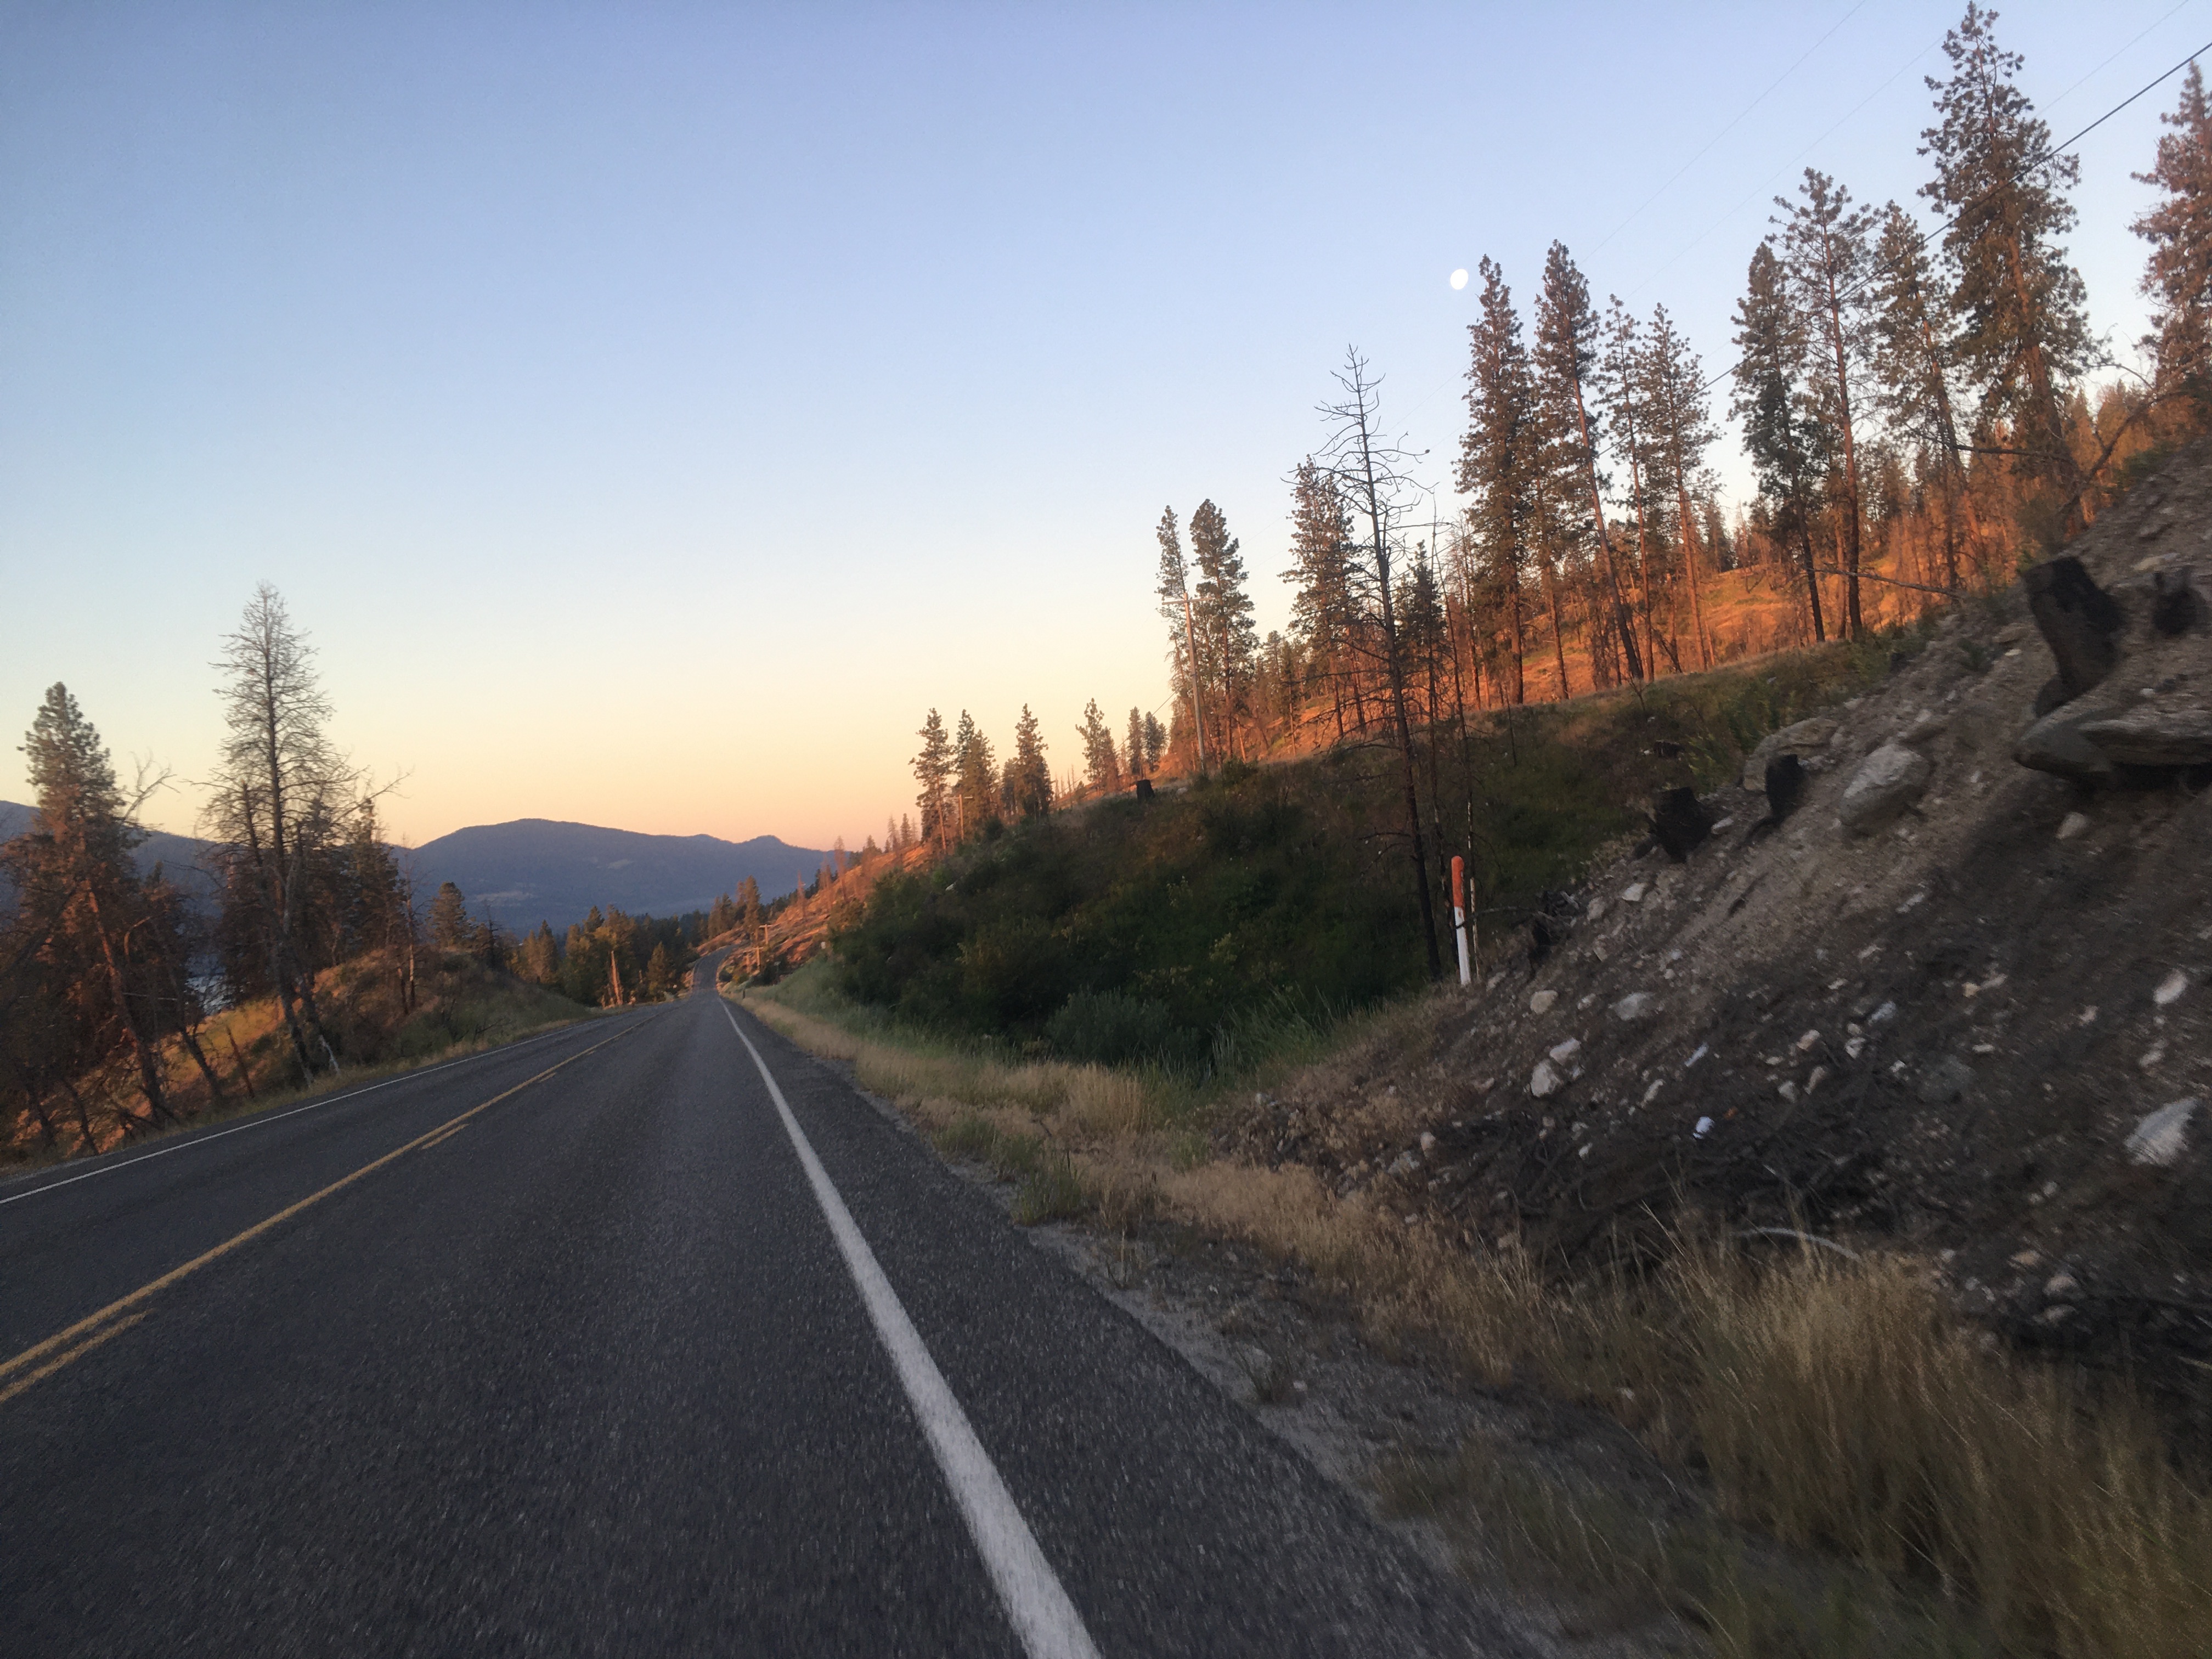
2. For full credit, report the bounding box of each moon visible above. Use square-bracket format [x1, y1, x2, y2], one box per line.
[1449, 268, 1469, 290]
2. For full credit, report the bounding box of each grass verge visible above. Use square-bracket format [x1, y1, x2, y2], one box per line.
[741, 965, 2210, 1657]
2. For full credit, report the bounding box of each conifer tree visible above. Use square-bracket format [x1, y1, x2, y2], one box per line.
[1535, 242, 1642, 681]
[1188, 500, 1256, 760]
[1077, 699, 1121, 794]
[429, 881, 471, 948]
[5, 684, 178, 1131]
[1920, 3, 2091, 529]
[952, 710, 996, 838]
[1601, 298, 1671, 671]
[1459, 257, 1538, 705]
[2135, 61, 2212, 428]
[1284, 458, 1365, 734]
[1734, 242, 1832, 640]
[1141, 712, 1167, 774]
[206, 584, 352, 1076]
[912, 708, 952, 851]
[1123, 707, 1147, 777]
[1871, 201, 1979, 591]
[1774, 168, 1877, 636]
[1639, 303, 1720, 668]
[1154, 508, 1206, 769]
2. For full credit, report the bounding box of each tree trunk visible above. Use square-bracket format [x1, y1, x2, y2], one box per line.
[78, 882, 173, 1127]
[1540, 559, 1571, 699]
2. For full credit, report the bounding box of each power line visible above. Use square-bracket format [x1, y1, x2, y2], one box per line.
[1590, 0, 1871, 258]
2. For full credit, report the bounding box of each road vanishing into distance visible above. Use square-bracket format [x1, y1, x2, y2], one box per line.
[1, 961, 1530, 1657]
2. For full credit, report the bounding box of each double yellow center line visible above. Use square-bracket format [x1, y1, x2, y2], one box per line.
[0, 1021, 644, 1408]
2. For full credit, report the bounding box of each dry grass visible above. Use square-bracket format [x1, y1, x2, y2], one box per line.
[742, 979, 2211, 1657]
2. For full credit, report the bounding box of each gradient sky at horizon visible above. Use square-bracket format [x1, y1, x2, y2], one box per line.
[2, 1, 2200, 849]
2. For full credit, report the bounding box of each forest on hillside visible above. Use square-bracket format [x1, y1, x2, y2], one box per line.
[895, 9, 2212, 974]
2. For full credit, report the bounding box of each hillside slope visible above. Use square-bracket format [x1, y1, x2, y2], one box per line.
[1236, 445, 2212, 1415]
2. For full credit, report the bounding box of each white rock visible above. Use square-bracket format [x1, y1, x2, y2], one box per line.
[1641, 1079, 1664, 1105]
[1585, 899, 1606, 922]
[2056, 811, 2089, 840]
[1844, 1036, 1866, 1060]
[1693, 1115, 1714, 1139]
[2125, 1098, 2198, 1166]
[2154, 969, 2189, 1007]
[1622, 882, 1646, 904]
[1806, 1066, 1829, 1094]
[1388, 1150, 1420, 1177]
[1528, 989, 1558, 1014]
[1548, 1037, 1582, 1063]
[1795, 1029, 1821, 1052]
[1685, 1042, 1709, 1069]
[1778, 1081, 1799, 1102]
[1839, 742, 1933, 838]
[1612, 992, 1660, 1022]
[1530, 1060, 1562, 1098]
[2043, 1273, 2079, 1299]
[1869, 1002, 1897, 1025]
[1419, 1131, 1437, 1156]
[1710, 815, 1735, 832]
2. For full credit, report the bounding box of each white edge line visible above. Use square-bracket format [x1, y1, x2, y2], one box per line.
[0, 1017, 620, 1209]
[719, 1000, 1102, 1659]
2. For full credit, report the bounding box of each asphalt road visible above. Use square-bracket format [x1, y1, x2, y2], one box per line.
[0, 966, 1531, 1657]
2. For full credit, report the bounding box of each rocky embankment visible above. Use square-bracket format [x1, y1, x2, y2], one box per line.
[1237, 447, 2212, 1417]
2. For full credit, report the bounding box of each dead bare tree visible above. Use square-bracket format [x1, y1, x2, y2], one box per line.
[1316, 349, 1443, 982]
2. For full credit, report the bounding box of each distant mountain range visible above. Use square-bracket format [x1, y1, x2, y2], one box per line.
[0, 804, 827, 932]
[406, 819, 827, 930]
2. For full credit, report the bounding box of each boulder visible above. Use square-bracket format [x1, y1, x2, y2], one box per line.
[1838, 742, 1931, 837]
[2016, 708, 2119, 783]
[1740, 717, 1838, 791]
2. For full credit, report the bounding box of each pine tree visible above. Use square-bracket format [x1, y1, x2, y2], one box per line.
[1601, 298, 1671, 672]
[1188, 500, 1256, 761]
[1920, 3, 2091, 530]
[1871, 200, 1979, 591]
[2135, 60, 2212, 428]
[1077, 699, 1121, 794]
[952, 710, 996, 839]
[429, 881, 472, 949]
[5, 684, 178, 1131]
[1284, 457, 1366, 735]
[1141, 712, 1167, 774]
[1001, 706, 1051, 820]
[1459, 257, 1538, 705]
[1535, 242, 1642, 682]
[1122, 707, 1147, 777]
[1774, 168, 1877, 636]
[1155, 507, 1206, 770]
[1734, 242, 1832, 640]
[1639, 303, 1720, 668]
[912, 708, 952, 851]
[206, 584, 353, 1077]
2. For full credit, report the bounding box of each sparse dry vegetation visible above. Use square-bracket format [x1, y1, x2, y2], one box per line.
[744, 967, 2211, 1657]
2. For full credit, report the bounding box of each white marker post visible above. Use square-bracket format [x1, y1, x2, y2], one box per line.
[1451, 855, 1471, 987]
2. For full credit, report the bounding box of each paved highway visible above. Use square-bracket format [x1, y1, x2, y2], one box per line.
[0, 965, 1529, 1656]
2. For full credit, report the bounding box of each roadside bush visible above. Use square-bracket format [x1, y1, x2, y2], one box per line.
[1045, 990, 1177, 1066]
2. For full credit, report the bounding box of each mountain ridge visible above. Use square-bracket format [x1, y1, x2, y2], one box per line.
[0, 804, 828, 930]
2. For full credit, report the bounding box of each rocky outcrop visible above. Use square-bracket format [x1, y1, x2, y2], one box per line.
[2015, 549, 2212, 783]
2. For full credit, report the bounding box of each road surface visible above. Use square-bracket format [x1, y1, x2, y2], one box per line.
[0, 965, 1530, 1656]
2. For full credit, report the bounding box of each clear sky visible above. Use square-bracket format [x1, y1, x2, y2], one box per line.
[1, 1, 2199, 849]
